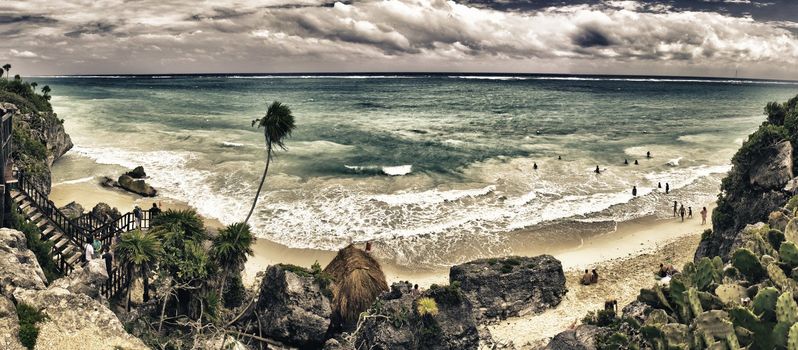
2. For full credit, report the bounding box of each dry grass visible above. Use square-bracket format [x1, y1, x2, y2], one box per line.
[324, 245, 389, 328]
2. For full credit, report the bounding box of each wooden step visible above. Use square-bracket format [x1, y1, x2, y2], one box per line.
[66, 253, 81, 266]
[19, 201, 33, 210]
[10, 191, 24, 201]
[41, 226, 55, 237]
[53, 238, 70, 252]
[29, 212, 43, 222]
[35, 219, 49, 229]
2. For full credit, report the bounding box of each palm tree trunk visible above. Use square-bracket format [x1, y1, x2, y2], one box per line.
[142, 266, 150, 302]
[218, 268, 228, 299]
[244, 142, 272, 225]
[126, 265, 133, 311]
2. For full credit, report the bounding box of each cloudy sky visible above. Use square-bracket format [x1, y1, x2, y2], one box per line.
[3, 0, 798, 79]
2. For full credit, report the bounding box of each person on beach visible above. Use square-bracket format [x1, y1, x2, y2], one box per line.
[604, 299, 618, 313]
[133, 205, 143, 229]
[665, 183, 670, 194]
[701, 207, 708, 225]
[624, 159, 628, 165]
[558, 155, 562, 160]
[591, 269, 599, 284]
[679, 204, 686, 222]
[634, 159, 639, 165]
[84, 241, 94, 263]
[673, 201, 678, 217]
[533, 162, 538, 170]
[102, 245, 113, 283]
[149, 203, 161, 218]
[580, 269, 592, 285]
[595, 166, 601, 174]
[647, 151, 651, 158]
[412, 284, 421, 297]
[688, 207, 693, 219]
[658, 182, 662, 189]
[365, 241, 373, 253]
[632, 186, 637, 196]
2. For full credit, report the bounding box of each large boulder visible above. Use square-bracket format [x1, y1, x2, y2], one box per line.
[354, 282, 482, 350]
[247, 264, 333, 348]
[117, 174, 157, 197]
[125, 166, 147, 179]
[59, 201, 84, 219]
[0, 295, 25, 349]
[90, 203, 122, 224]
[13, 287, 148, 350]
[545, 325, 604, 350]
[49, 259, 108, 299]
[0, 228, 47, 297]
[749, 140, 793, 190]
[449, 255, 566, 321]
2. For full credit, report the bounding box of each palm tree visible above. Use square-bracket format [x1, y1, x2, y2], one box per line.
[150, 209, 206, 241]
[115, 229, 161, 311]
[245, 101, 296, 224]
[210, 222, 254, 296]
[2, 64, 10, 79]
[31, 82, 38, 91]
[41, 85, 51, 97]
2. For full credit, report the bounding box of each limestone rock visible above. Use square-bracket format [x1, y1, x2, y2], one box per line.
[449, 255, 566, 321]
[769, 211, 790, 233]
[247, 265, 332, 348]
[59, 201, 84, 219]
[118, 174, 157, 197]
[50, 259, 108, 299]
[749, 140, 794, 190]
[125, 166, 147, 179]
[354, 282, 483, 350]
[10, 105, 73, 194]
[0, 295, 25, 350]
[13, 287, 148, 350]
[90, 203, 122, 224]
[545, 325, 604, 350]
[0, 228, 47, 297]
[621, 301, 652, 324]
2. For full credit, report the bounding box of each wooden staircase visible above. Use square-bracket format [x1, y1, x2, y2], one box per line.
[10, 188, 83, 273]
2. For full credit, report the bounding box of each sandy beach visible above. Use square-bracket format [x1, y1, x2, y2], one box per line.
[50, 177, 710, 347]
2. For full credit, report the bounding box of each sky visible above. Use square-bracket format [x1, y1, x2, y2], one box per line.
[2, 0, 798, 79]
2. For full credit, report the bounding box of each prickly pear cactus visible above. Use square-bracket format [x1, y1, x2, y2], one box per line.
[731, 248, 767, 282]
[768, 229, 786, 251]
[785, 218, 798, 244]
[777, 292, 798, 324]
[753, 287, 779, 322]
[695, 258, 720, 291]
[716, 284, 748, 305]
[669, 276, 691, 322]
[646, 309, 670, 325]
[770, 263, 798, 294]
[739, 224, 777, 258]
[730, 306, 776, 350]
[687, 288, 703, 317]
[789, 323, 798, 350]
[782, 241, 798, 268]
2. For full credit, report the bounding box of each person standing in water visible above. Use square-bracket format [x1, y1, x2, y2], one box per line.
[558, 155, 562, 160]
[673, 201, 678, 217]
[701, 207, 708, 225]
[533, 162, 538, 170]
[688, 207, 693, 219]
[632, 186, 637, 196]
[679, 204, 686, 222]
[658, 182, 662, 189]
[647, 151, 651, 158]
[634, 160, 639, 165]
[595, 166, 601, 174]
[624, 159, 628, 165]
[665, 183, 670, 194]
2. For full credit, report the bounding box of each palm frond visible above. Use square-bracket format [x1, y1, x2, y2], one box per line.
[253, 101, 296, 151]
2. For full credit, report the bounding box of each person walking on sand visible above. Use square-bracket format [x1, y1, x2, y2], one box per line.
[673, 201, 678, 217]
[595, 166, 601, 174]
[701, 207, 708, 225]
[665, 183, 670, 194]
[632, 186, 637, 196]
[679, 204, 686, 222]
[688, 207, 693, 219]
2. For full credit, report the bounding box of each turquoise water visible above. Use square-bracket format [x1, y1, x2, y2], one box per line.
[39, 74, 798, 266]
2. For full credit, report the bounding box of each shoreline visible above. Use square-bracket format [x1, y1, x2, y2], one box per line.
[49, 177, 713, 286]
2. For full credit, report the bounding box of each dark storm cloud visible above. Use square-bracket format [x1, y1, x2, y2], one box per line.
[2, 0, 798, 78]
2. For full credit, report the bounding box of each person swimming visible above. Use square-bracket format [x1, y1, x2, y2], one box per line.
[595, 166, 601, 174]
[632, 186, 637, 196]
[634, 159, 639, 165]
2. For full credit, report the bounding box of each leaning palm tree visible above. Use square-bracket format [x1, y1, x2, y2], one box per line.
[210, 222, 254, 296]
[115, 229, 161, 311]
[30, 82, 38, 90]
[2, 64, 10, 79]
[244, 101, 296, 224]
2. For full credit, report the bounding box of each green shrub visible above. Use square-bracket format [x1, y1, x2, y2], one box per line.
[16, 302, 46, 350]
[223, 274, 245, 308]
[9, 204, 62, 281]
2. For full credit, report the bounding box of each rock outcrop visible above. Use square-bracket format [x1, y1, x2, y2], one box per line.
[0, 228, 47, 295]
[59, 201, 85, 219]
[545, 325, 604, 350]
[91, 203, 122, 223]
[49, 259, 108, 299]
[118, 174, 157, 197]
[0, 295, 25, 349]
[354, 282, 482, 350]
[749, 140, 793, 190]
[126, 166, 147, 179]
[449, 255, 567, 321]
[246, 265, 333, 348]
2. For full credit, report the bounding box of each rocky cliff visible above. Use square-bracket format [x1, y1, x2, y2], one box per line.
[0, 228, 147, 349]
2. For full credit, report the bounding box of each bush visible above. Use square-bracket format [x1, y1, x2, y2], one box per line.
[9, 204, 62, 281]
[223, 274, 245, 308]
[16, 302, 46, 350]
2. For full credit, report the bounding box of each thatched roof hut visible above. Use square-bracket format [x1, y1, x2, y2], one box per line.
[324, 244, 389, 329]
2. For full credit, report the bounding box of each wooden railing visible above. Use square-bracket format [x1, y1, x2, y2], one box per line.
[16, 173, 86, 248]
[74, 212, 105, 230]
[101, 264, 130, 300]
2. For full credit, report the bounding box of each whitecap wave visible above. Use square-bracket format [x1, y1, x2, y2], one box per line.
[221, 141, 245, 148]
[345, 164, 412, 176]
[667, 157, 683, 166]
[370, 185, 496, 206]
[53, 176, 95, 186]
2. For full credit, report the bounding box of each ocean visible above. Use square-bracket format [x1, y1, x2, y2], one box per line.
[39, 74, 798, 267]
